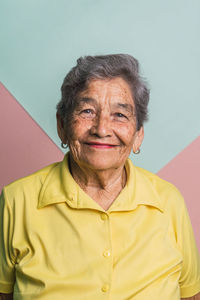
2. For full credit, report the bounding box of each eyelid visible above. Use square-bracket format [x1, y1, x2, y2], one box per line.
[114, 112, 128, 118]
[81, 108, 93, 113]
[79, 108, 96, 117]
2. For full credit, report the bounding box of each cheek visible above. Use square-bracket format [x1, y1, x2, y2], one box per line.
[116, 123, 136, 146]
[67, 118, 92, 142]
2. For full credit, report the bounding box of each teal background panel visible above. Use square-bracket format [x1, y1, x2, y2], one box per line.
[0, 0, 200, 172]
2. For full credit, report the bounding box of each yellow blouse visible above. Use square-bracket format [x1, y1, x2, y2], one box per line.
[0, 153, 200, 299]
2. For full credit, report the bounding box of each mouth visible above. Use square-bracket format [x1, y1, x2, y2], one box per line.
[85, 142, 118, 149]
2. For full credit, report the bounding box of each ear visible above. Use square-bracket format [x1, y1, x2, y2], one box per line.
[132, 126, 144, 153]
[56, 113, 67, 143]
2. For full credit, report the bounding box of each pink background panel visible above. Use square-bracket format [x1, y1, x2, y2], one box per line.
[158, 136, 200, 250]
[0, 82, 64, 191]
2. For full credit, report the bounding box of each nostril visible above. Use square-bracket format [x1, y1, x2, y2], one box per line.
[89, 114, 112, 138]
[90, 126, 112, 138]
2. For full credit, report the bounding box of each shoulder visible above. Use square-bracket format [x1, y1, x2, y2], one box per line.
[1, 162, 60, 206]
[135, 165, 178, 192]
[133, 162, 186, 212]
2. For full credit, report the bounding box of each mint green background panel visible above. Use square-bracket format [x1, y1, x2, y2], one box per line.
[1, 0, 200, 172]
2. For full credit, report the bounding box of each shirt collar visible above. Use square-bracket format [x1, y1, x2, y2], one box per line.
[38, 153, 164, 213]
[108, 160, 164, 212]
[38, 153, 102, 210]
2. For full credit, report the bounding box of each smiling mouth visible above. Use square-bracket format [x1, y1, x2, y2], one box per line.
[85, 142, 118, 149]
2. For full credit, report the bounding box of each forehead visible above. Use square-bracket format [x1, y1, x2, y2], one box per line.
[79, 77, 134, 105]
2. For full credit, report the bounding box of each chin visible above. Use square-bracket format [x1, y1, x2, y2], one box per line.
[82, 156, 124, 171]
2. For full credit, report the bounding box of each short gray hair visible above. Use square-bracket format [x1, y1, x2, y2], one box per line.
[57, 54, 149, 130]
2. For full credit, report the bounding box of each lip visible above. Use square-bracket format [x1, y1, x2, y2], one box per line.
[85, 142, 118, 149]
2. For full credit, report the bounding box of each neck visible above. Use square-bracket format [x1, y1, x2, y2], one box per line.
[69, 154, 127, 210]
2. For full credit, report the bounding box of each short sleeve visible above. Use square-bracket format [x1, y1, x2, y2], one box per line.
[0, 188, 15, 293]
[176, 193, 200, 298]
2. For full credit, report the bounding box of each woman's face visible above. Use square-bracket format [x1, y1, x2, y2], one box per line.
[57, 77, 144, 171]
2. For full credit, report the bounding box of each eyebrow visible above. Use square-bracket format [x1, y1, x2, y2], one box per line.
[114, 103, 134, 113]
[76, 97, 98, 106]
[76, 97, 134, 113]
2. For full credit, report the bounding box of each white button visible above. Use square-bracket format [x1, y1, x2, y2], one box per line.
[101, 284, 109, 292]
[100, 213, 108, 220]
[103, 250, 111, 258]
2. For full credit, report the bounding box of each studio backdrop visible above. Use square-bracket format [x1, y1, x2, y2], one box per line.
[0, 0, 199, 249]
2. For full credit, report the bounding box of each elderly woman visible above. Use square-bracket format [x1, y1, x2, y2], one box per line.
[0, 54, 200, 300]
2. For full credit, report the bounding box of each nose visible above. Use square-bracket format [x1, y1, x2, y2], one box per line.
[90, 113, 112, 138]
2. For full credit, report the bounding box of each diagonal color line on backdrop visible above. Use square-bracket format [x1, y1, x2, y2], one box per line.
[0, 82, 64, 191]
[158, 136, 200, 250]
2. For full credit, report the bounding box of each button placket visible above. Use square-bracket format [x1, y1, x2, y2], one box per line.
[99, 211, 112, 296]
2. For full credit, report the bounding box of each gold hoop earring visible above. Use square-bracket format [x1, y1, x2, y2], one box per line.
[61, 142, 68, 149]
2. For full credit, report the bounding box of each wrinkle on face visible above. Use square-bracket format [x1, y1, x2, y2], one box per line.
[62, 77, 143, 172]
